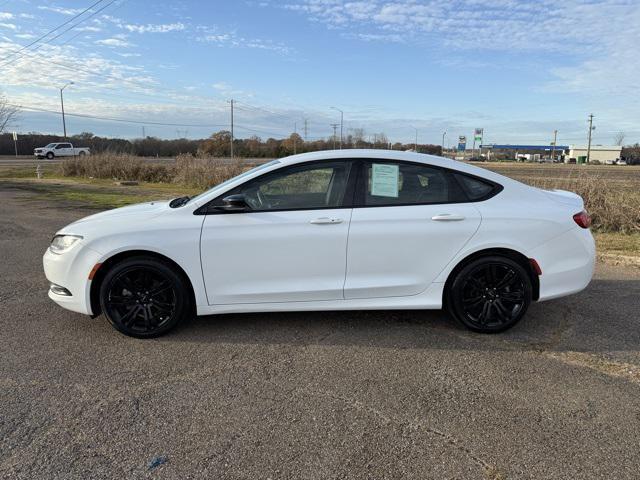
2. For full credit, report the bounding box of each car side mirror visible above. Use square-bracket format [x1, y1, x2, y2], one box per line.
[217, 194, 249, 212]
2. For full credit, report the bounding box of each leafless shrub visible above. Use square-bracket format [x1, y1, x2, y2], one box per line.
[172, 153, 247, 189]
[60, 153, 172, 183]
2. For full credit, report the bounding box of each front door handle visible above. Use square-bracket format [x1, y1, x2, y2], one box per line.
[310, 217, 343, 225]
[431, 213, 465, 221]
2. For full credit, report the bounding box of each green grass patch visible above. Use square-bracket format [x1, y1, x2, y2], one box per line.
[594, 232, 640, 258]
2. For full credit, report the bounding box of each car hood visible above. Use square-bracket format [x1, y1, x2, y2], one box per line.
[61, 200, 171, 233]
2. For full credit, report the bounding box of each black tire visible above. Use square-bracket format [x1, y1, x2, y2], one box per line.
[78, 151, 86, 157]
[46, 152, 54, 159]
[99, 256, 191, 338]
[446, 256, 532, 333]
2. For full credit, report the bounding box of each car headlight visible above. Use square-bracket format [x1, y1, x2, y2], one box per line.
[50, 234, 83, 254]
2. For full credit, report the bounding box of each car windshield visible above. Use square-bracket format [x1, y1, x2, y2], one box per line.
[45, 143, 57, 148]
[186, 160, 281, 205]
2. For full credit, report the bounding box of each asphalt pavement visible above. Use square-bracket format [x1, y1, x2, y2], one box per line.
[1, 181, 639, 479]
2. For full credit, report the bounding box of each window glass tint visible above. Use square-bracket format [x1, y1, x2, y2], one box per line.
[230, 161, 352, 211]
[454, 173, 494, 200]
[364, 162, 450, 205]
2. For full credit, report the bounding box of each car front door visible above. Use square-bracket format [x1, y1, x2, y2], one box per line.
[199, 160, 355, 305]
[344, 160, 482, 299]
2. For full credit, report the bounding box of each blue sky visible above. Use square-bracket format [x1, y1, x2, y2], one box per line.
[1, 0, 639, 145]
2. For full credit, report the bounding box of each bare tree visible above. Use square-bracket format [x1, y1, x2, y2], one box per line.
[0, 93, 19, 135]
[614, 131, 626, 146]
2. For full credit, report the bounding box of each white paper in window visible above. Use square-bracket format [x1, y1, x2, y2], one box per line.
[371, 163, 399, 197]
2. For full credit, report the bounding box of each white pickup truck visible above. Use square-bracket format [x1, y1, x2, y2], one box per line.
[34, 142, 90, 159]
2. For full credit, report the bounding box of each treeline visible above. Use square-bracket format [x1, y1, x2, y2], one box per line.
[0, 131, 442, 158]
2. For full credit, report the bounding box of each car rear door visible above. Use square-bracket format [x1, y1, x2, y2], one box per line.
[344, 160, 482, 299]
[199, 160, 356, 304]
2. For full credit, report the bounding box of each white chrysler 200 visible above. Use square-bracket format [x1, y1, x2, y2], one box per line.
[43, 150, 595, 338]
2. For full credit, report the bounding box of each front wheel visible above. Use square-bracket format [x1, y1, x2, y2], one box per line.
[99, 256, 191, 338]
[46, 152, 54, 159]
[446, 256, 532, 333]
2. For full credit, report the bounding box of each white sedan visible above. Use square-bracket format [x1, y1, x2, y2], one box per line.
[43, 150, 595, 338]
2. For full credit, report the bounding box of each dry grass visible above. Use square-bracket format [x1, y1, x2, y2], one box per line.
[59, 152, 249, 190]
[172, 153, 247, 190]
[60, 153, 174, 183]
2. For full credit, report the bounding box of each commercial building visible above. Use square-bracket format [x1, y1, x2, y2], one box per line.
[563, 145, 622, 164]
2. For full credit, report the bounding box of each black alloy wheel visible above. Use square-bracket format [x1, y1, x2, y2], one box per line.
[99, 256, 191, 338]
[447, 256, 532, 333]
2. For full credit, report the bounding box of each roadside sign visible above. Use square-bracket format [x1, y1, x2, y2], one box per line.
[457, 135, 466, 152]
[474, 128, 483, 142]
[12, 131, 17, 141]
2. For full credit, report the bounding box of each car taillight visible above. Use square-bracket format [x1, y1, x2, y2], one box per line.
[573, 210, 591, 228]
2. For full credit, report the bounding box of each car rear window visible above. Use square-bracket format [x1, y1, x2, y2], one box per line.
[454, 173, 497, 201]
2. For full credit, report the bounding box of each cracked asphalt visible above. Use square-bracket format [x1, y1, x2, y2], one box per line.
[1, 182, 639, 479]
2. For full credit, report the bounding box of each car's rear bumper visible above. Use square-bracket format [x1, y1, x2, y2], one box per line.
[43, 244, 102, 315]
[531, 227, 596, 301]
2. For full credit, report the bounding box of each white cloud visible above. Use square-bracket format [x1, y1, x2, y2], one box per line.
[124, 22, 186, 34]
[95, 37, 132, 47]
[76, 25, 102, 32]
[0, 12, 14, 19]
[15, 33, 37, 39]
[196, 26, 293, 55]
[37, 5, 83, 15]
[0, 22, 17, 30]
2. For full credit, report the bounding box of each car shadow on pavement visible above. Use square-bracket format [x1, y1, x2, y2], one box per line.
[158, 278, 640, 354]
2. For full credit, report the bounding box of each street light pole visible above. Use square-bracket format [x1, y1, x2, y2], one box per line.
[59, 81, 74, 138]
[442, 131, 446, 155]
[330, 107, 343, 149]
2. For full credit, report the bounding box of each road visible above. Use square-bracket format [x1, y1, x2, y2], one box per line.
[1, 181, 639, 479]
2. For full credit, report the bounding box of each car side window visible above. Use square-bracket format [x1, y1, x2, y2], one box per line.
[362, 161, 462, 206]
[55, 144, 65, 149]
[214, 161, 353, 211]
[453, 173, 496, 201]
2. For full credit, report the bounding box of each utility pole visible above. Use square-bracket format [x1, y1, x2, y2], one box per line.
[142, 126, 145, 138]
[551, 129, 557, 162]
[59, 81, 73, 138]
[442, 131, 446, 155]
[586, 114, 594, 163]
[229, 99, 234, 159]
[303, 118, 308, 141]
[293, 122, 297, 154]
[330, 107, 343, 149]
[330, 123, 339, 149]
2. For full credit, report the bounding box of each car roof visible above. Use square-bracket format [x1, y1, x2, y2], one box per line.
[278, 149, 511, 184]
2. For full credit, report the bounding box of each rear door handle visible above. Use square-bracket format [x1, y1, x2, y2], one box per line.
[310, 217, 343, 225]
[431, 213, 465, 221]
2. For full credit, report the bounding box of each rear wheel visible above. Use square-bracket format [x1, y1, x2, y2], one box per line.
[446, 256, 532, 333]
[78, 151, 86, 157]
[99, 256, 191, 338]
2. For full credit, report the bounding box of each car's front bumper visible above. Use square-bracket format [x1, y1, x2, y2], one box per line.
[43, 244, 103, 315]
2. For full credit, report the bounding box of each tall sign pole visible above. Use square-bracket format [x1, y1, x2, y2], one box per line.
[12, 131, 18, 157]
[551, 129, 558, 161]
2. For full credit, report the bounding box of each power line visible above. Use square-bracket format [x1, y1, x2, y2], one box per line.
[10, 103, 229, 127]
[0, 0, 106, 64]
[0, 0, 120, 69]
